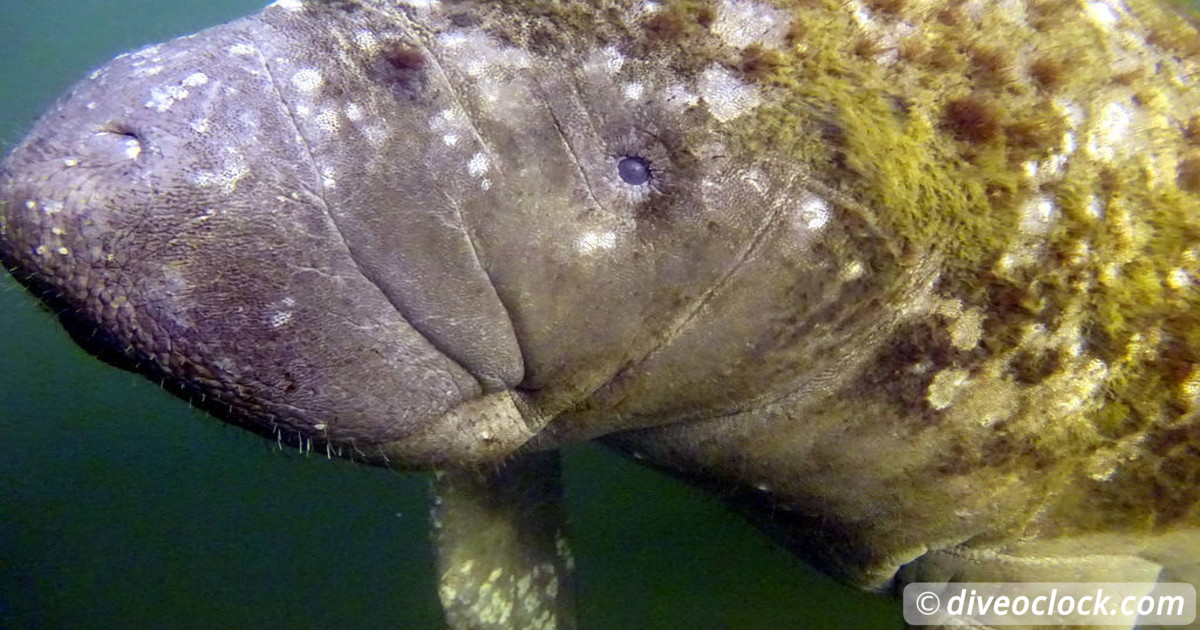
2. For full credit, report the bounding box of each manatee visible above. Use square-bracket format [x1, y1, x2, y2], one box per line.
[2, 0, 1199, 628]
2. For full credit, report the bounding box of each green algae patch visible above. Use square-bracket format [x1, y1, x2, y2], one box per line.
[720, 0, 1200, 536]
[412, 0, 1200, 537]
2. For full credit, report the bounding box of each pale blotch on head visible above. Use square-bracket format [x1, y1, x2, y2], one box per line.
[437, 30, 532, 78]
[121, 138, 142, 160]
[291, 68, 324, 92]
[841, 259, 866, 281]
[950, 308, 984, 351]
[467, 153, 489, 178]
[575, 231, 618, 255]
[1084, 0, 1122, 29]
[1086, 99, 1136, 162]
[145, 81, 193, 113]
[353, 30, 381, 54]
[321, 165, 338, 190]
[1181, 366, 1200, 406]
[1167, 267, 1193, 290]
[268, 311, 293, 328]
[182, 72, 208, 87]
[927, 367, 970, 410]
[429, 109, 469, 147]
[697, 64, 762, 123]
[132, 65, 165, 78]
[228, 42, 256, 56]
[192, 152, 250, 194]
[844, 0, 915, 65]
[313, 108, 342, 134]
[583, 45, 625, 78]
[269, 0, 305, 11]
[793, 192, 830, 231]
[662, 84, 700, 114]
[399, 0, 441, 10]
[712, 0, 793, 50]
[430, 108, 468, 133]
[1019, 194, 1058, 234]
[361, 122, 391, 147]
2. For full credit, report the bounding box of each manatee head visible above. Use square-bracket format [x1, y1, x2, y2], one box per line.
[0, 0, 912, 469]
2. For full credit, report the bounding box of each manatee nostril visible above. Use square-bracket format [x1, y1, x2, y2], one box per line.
[94, 122, 145, 160]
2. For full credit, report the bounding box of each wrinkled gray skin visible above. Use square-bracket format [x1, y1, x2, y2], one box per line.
[2, 1, 1197, 629]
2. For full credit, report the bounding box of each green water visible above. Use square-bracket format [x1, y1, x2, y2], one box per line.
[0, 1, 904, 628]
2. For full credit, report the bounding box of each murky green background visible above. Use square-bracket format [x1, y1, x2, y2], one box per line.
[0, 2, 935, 628]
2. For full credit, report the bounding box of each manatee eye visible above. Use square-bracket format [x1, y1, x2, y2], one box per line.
[617, 155, 652, 186]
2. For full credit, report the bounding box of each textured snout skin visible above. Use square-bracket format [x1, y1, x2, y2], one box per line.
[0, 10, 521, 459]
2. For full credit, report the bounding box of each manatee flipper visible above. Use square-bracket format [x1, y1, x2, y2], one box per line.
[432, 450, 576, 630]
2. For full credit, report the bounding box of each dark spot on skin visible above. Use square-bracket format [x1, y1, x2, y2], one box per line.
[967, 45, 1015, 89]
[526, 26, 556, 54]
[1081, 420, 1200, 528]
[1082, 317, 1122, 364]
[370, 43, 428, 101]
[1150, 330, 1199, 394]
[888, 95, 913, 117]
[1007, 347, 1062, 385]
[383, 43, 425, 72]
[919, 42, 961, 71]
[1184, 116, 1200, 145]
[859, 320, 957, 427]
[984, 180, 1016, 206]
[853, 35, 890, 59]
[644, 11, 686, 38]
[1110, 71, 1143, 88]
[1147, 23, 1200, 58]
[942, 97, 1000, 143]
[935, 428, 1049, 476]
[618, 156, 652, 186]
[1004, 111, 1063, 152]
[936, 4, 963, 26]
[977, 431, 1032, 470]
[896, 37, 928, 64]
[327, 1, 361, 13]
[978, 281, 1038, 349]
[1177, 153, 1200, 193]
[1097, 166, 1122, 195]
[864, 0, 906, 16]
[1026, 0, 1074, 32]
[448, 11, 481, 28]
[1029, 57, 1064, 92]
[643, 1, 715, 36]
[740, 44, 786, 81]
[813, 116, 850, 173]
[784, 21, 806, 47]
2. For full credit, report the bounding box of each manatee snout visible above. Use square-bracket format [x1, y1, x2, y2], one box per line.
[0, 19, 528, 467]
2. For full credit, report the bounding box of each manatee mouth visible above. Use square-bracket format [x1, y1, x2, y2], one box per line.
[0, 15, 531, 466]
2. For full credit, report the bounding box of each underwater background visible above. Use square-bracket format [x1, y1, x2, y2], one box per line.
[10, 0, 1186, 628]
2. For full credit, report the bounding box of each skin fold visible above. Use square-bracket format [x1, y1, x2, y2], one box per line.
[1, 0, 1198, 628]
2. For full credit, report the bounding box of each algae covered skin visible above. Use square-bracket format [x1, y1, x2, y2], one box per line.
[0, 0, 1198, 627]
